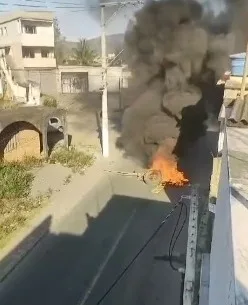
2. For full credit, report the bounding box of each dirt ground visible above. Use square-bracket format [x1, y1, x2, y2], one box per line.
[58, 92, 122, 156]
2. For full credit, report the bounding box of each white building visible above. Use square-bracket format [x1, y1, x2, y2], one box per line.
[0, 11, 58, 95]
[0, 10, 56, 69]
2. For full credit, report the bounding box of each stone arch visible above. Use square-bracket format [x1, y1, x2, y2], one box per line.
[0, 121, 42, 162]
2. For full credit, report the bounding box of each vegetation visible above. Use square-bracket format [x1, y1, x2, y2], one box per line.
[42, 95, 58, 108]
[0, 163, 33, 199]
[54, 17, 66, 65]
[0, 162, 50, 248]
[0, 145, 94, 248]
[0, 99, 19, 110]
[21, 155, 44, 169]
[72, 38, 96, 66]
[49, 146, 94, 174]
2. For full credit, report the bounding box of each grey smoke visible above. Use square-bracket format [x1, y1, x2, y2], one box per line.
[117, 0, 245, 165]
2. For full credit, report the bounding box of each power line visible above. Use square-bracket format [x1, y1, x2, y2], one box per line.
[25, 0, 47, 3]
[24, 0, 92, 4]
[95, 200, 184, 305]
[11, 3, 99, 9]
[169, 200, 188, 272]
[51, 1, 93, 5]
[55, 6, 98, 9]
[13, 4, 48, 8]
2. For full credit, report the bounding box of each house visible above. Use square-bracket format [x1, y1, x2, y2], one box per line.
[0, 11, 57, 95]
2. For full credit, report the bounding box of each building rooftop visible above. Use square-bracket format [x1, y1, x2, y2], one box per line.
[0, 10, 54, 24]
[223, 76, 248, 127]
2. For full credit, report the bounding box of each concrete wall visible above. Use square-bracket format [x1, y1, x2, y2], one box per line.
[0, 17, 55, 70]
[209, 127, 236, 305]
[23, 57, 56, 68]
[0, 19, 54, 48]
[23, 66, 131, 96]
[26, 69, 58, 95]
[57, 66, 131, 93]
[0, 19, 20, 47]
[21, 20, 54, 47]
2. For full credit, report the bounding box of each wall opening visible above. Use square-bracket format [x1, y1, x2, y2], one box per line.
[61, 72, 89, 93]
[47, 117, 64, 154]
[0, 121, 42, 162]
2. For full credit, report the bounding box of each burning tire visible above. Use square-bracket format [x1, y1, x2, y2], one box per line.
[143, 169, 162, 187]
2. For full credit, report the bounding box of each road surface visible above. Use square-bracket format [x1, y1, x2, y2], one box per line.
[0, 131, 217, 305]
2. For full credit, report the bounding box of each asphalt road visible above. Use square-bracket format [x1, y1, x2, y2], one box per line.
[0, 193, 188, 305]
[0, 130, 217, 305]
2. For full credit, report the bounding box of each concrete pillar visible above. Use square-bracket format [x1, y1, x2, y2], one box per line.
[63, 115, 68, 148]
[42, 124, 48, 158]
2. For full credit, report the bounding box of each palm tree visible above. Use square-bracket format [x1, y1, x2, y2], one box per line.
[72, 38, 96, 65]
[53, 18, 66, 65]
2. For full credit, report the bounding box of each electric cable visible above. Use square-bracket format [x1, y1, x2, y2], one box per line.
[168, 202, 184, 271]
[94, 201, 182, 305]
[168, 200, 188, 272]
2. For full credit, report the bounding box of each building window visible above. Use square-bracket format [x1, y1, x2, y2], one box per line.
[41, 48, 54, 58]
[41, 49, 49, 58]
[22, 47, 35, 58]
[24, 25, 36, 34]
[0, 27, 7, 36]
[4, 47, 10, 55]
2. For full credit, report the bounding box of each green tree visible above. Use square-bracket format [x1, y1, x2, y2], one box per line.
[72, 39, 96, 65]
[54, 18, 66, 65]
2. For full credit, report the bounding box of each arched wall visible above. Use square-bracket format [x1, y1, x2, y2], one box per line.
[0, 121, 41, 162]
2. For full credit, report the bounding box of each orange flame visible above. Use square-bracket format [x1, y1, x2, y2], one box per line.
[150, 151, 189, 187]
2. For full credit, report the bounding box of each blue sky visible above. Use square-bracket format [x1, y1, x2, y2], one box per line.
[1, 0, 225, 40]
[2, 0, 139, 40]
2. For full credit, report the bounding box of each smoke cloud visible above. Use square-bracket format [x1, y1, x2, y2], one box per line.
[117, 0, 247, 166]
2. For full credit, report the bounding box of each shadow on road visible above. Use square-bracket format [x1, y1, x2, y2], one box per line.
[0, 193, 188, 305]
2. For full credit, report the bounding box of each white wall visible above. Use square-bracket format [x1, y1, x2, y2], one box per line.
[209, 127, 236, 305]
[21, 20, 54, 47]
[0, 18, 55, 69]
[26, 69, 58, 95]
[0, 19, 20, 47]
[57, 65, 131, 93]
[23, 57, 56, 68]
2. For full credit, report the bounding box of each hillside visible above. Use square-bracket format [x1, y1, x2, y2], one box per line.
[87, 33, 125, 54]
[63, 33, 125, 56]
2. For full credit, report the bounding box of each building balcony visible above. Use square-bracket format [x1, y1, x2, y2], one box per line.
[23, 57, 56, 68]
[21, 33, 54, 47]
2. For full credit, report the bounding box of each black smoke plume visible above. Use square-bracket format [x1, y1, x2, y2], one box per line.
[116, 0, 244, 166]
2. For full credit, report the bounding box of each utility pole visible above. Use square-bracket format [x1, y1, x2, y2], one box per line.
[100, 0, 143, 158]
[183, 185, 199, 305]
[101, 5, 109, 158]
